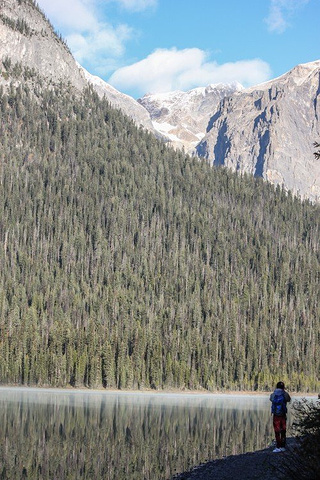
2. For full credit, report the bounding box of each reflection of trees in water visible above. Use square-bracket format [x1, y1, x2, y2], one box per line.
[0, 393, 275, 479]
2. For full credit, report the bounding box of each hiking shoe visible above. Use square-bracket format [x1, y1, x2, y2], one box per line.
[273, 448, 282, 453]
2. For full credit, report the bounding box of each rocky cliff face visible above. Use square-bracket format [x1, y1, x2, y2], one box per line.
[0, 0, 86, 89]
[196, 61, 320, 202]
[0, 0, 153, 130]
[138, 83, 243, 153]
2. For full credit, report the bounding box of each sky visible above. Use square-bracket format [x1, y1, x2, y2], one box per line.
[37, 0, 320, 99]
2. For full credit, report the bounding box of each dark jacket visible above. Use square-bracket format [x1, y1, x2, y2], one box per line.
[270, 388, 291, 415]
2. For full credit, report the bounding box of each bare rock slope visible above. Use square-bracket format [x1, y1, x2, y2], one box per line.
[0, 0, 86, 89]
[196, 61, 320, 202]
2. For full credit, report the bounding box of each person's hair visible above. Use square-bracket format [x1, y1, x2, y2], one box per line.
[276, 381, 285, 389]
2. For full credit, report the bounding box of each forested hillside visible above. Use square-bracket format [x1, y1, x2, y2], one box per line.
[0, 81, 319, 392]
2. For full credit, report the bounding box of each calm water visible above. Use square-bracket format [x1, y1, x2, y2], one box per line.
[0, 388, 292, 479]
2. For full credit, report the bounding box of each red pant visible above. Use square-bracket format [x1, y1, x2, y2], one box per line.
[273, 415, 287, 448]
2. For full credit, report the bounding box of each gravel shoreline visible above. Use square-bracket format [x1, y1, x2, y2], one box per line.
[171, 438, 299, 480]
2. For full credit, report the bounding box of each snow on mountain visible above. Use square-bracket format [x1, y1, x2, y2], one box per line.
[138, 83, 243, 153]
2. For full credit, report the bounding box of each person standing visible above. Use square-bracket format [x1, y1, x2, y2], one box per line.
[270, 381, 291, 452]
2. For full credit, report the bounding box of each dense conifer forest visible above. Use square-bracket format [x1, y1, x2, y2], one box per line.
[0, 80, 319, 392]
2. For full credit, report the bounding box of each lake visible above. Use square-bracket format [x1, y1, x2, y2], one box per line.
[0, 388, 295, 479]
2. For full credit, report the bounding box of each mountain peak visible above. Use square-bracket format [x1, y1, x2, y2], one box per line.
[246, 60, 320, 93]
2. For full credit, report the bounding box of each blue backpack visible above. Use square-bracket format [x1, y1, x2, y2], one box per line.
[271, 391, 287, 416]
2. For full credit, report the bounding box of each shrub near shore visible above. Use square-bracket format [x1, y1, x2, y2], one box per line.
[278, 399, 320, 479]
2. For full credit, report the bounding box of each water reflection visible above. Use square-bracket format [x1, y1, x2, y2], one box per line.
[0, 388, 285, 479]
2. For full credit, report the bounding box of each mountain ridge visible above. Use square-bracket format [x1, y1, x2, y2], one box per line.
[197, 59, 320, 202]
[1, 0, 319, 201]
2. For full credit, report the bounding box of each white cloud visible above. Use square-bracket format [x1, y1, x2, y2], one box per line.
[67, 25, 132, 65]
[108, 48, 272, 96]
[37, 1, 271, 95]
[37, 0, 97, 31]
[265, 0, 310, 33]
[37, 0, 134, 72]
[114, 0, 158, 11]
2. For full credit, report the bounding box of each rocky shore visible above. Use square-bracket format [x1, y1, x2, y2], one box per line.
[171, 438, 299, 480]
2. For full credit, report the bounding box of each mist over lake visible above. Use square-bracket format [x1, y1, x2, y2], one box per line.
[0, 388, 298, 479]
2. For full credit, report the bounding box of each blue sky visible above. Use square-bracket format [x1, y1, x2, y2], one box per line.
[37, 0, 319, 98]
